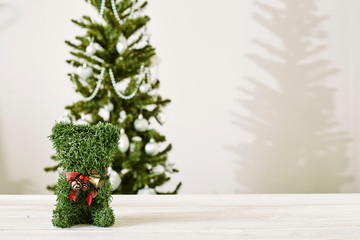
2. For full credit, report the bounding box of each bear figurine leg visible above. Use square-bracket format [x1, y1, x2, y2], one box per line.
[52, 175, 82, 228]
[91, 180, 115, 227]
[52, 207, 78, 228]
[92, 205, 115, 227]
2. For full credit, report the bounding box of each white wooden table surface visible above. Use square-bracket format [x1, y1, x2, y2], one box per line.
[0, 195, 360, 240]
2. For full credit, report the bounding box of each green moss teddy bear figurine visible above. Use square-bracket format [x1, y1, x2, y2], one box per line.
[49, 122, 119, 228]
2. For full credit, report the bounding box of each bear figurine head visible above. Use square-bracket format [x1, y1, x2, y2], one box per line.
[50, 122, 119, 173]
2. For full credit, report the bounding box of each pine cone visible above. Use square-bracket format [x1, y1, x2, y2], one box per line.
[81, 181, 90, 191]
[71, 179, 82, 191]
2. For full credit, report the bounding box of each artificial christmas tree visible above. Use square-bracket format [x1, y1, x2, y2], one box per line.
[45, 0, 181, 194]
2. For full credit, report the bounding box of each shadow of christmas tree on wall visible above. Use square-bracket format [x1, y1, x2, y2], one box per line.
[228, 0, 353, 193]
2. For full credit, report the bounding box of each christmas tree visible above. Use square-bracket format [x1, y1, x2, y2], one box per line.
[45, 0, 181, 194]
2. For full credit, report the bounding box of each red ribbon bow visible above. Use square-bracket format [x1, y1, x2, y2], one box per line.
[64, 169, 108, 206]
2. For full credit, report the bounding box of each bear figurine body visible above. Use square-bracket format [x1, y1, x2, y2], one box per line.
[49, 122, 119, 228]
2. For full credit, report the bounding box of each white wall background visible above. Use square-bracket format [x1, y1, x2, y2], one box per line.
[0, 0, 358, 194]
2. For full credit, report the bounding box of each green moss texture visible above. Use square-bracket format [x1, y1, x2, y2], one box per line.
[50, 122, 119, 228]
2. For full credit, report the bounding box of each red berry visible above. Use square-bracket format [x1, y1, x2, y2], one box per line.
[84, 176, 89, 181]
[79, 175, 84, 180]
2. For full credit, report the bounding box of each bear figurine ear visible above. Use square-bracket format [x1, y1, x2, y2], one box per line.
[93, 122, 120, 155]
[49, 122, 75, 150]
[51, 121, 73, 134]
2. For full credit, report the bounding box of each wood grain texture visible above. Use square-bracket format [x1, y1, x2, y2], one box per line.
[0, 195, 359, 239]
